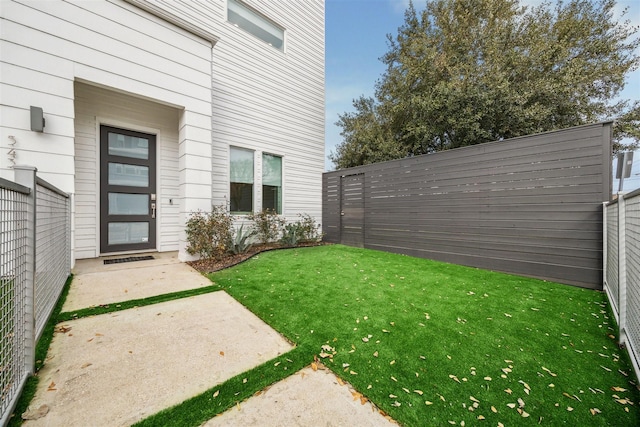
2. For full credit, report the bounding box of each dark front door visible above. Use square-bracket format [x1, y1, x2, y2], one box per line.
[340, 173, 365, 247]
[100, 125, 156, 253]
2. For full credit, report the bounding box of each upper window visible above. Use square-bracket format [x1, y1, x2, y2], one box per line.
[262, 153, 282, 214]
[230, 147, 254, 213]
[227, 0, 284, 51]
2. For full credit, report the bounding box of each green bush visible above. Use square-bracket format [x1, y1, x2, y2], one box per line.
[280, 223, 301, 246]
[229, 224, 256, 255]
[185, 206, 233, 259]
[279, 214, 322, 246]
[248, 209, 285, 244]
[296, 213, 323, 242]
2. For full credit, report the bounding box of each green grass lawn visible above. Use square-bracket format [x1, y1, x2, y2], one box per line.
[202, 244, 639, 426]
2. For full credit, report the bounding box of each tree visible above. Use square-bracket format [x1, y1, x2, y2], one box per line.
[331, 0, 640, 169]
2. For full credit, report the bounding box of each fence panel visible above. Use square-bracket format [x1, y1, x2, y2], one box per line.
[324, 123, 612, 289]
[624, 192, 640, 378]
[0, 178, 30, 425]
[0, 169, 71, 426]
[605, 201, 619, 316]
[34, 179, 70, 339]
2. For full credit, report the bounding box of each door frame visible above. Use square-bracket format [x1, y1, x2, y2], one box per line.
[99, 125, 157, 254]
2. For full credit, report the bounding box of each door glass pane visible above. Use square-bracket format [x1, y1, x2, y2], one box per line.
[108, 163, 149, 187]
[108, 222, 149, 245]
[108, 193, 149, 215]
[108, 133, 149, 159]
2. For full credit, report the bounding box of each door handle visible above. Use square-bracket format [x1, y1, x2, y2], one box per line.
[341, 211, 345, 216]
[151, 203, 156, 219]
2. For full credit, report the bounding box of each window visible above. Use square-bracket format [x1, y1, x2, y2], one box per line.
[227, 0, 284, 51]
[230, 147, 254, 213]
[262, 153, 282, 214]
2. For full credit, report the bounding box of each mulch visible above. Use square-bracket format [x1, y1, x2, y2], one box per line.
[187, 242, 330, 274]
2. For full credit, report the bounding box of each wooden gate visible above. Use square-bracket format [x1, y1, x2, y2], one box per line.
[340, 174, 364, 247]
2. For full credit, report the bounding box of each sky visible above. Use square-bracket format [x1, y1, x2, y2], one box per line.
[324, 0, 640, 192]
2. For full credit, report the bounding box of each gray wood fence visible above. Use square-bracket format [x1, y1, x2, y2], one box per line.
[323, 122, 613, 289]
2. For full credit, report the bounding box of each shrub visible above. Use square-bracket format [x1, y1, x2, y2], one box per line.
[296, 213, 323, 242]
[248, 209, 285, 244]
[229, 224, 256, 255]
[279, 214, 322, 246]
[280, 223, 301, 246]
[185, 206, 233, 259]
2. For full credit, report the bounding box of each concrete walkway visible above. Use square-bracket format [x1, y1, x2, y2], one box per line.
[22, 252, 396, 426]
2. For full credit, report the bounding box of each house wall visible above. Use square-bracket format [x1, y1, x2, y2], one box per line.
[0, 0, 215, 260]
[74, 82, 181, 259]
[140, 0, 326, 222]
[1, 0, 325, 260]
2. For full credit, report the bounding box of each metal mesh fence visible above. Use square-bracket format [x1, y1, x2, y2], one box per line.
[625, 195, 640, 370]
[0, 179, 30, 422]
[34, 180, 70, 339]
[605, 202, 619, 316]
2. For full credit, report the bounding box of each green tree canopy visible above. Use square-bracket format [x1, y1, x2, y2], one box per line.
[330, 0, 640, 169]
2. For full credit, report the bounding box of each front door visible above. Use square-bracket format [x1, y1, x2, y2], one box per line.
[100, 125, 156, 253]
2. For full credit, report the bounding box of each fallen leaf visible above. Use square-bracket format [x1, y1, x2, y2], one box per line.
[491, 406, 497, 413]
[470, 396, 480, 403]
[21, 404, 49, 420]
[81, 363, 92, 369]
[611, 386, 627, 392]
[567, 407, 574, 411]
[311, 362, 318, 371]
[219, 351, 225, 356]
[477, 415, 485, 420]
[425, 401, 433, 405]
[47, 382, 56, 391]
[507, 403, 516, 409]
[389, 394, 398, 398]
[590, 408, 602, 415]
[484, 376, 492, 381]
[504, 388, 512, 394]
[391, 401, 401, 407]
[362, 337, 369, 342]
[373, 351, 379, 357]
[414, 390, 424, 395]
[402, 387, 410, 394]
[213, 390, 220, 398]
[349, 370, 357, 375]
[542, 366, 557, 377]
[391, 376, 397, 382]
[390, 360, 396, 365]
[518, 398, 525, 408]
[449, 374, 461, 383]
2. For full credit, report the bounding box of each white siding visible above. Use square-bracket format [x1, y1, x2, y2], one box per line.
[145, 0, 325, 222]
[0, 0, 214, 261]
[1, 0, 325, 260]
[74, 83, 180, 259]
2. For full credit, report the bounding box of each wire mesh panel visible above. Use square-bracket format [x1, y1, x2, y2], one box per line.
[0, 179, 29, 423]
[624, 194, 640, 370]
[34, 180, 70, 340]
[605, 202, 619, 316]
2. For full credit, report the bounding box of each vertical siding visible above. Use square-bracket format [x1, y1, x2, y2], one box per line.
[146, 0, 325, 222]
[323, 123, 612, 289]
[73, 83, 180, 258]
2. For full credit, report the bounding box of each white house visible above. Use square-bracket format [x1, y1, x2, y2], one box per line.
[0, 0, 325, 263]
